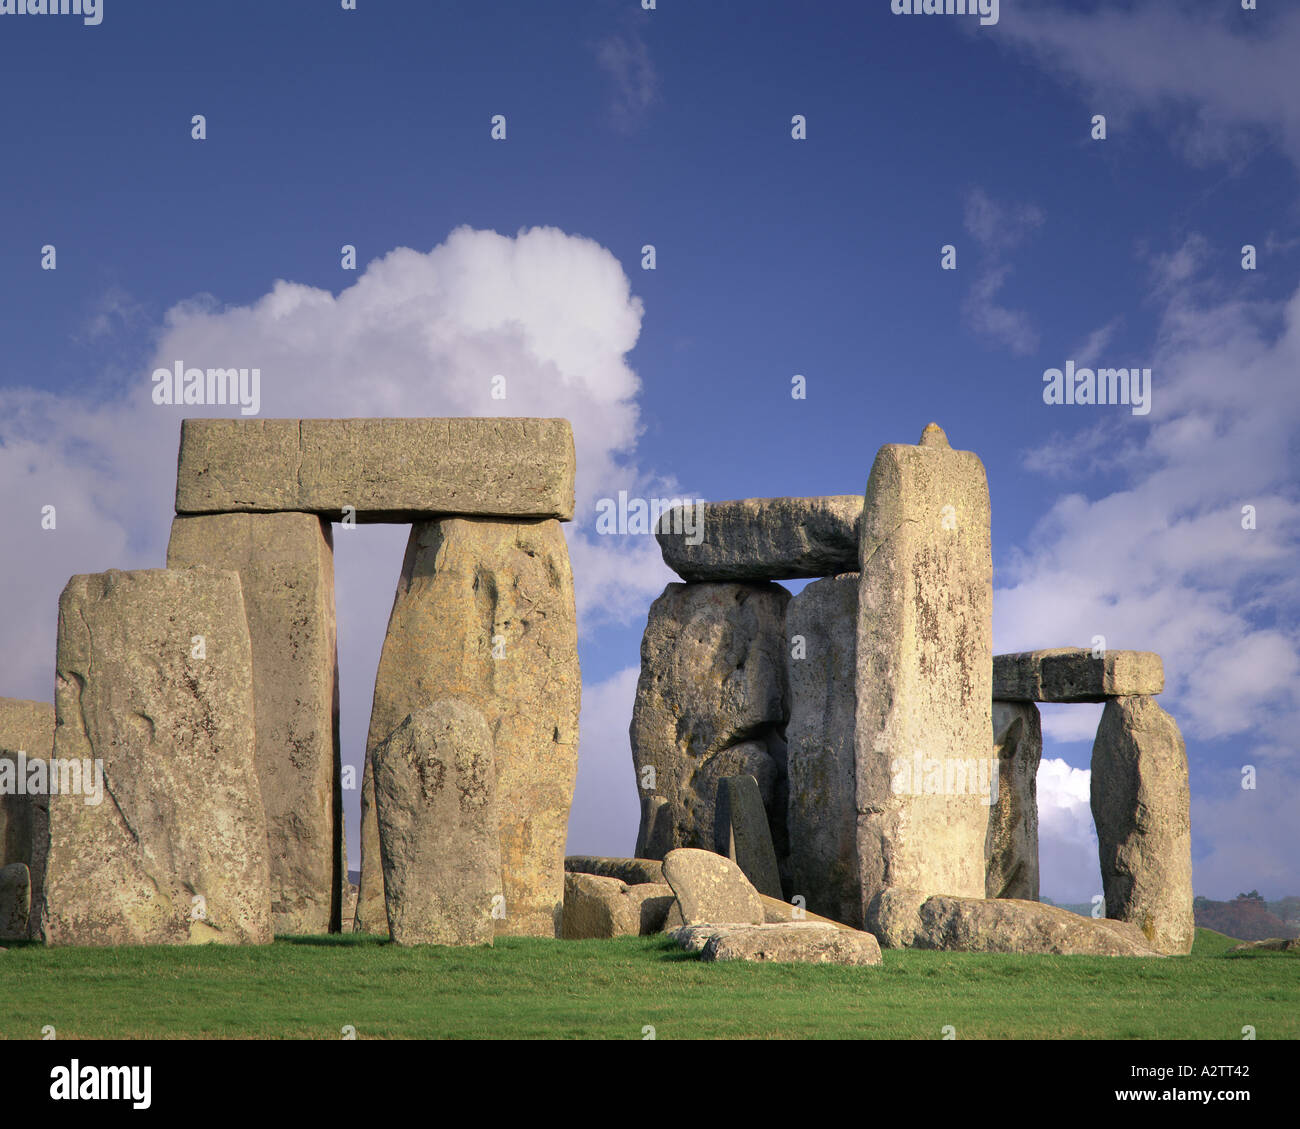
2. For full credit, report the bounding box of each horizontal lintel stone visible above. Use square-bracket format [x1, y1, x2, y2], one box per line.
[655, 495, 862, 581]
[175, 417, 576, 521]
[993, 648, 1163, 703]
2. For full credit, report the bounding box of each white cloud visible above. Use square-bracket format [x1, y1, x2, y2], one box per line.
[961, 188, 1044, 355]
[594, 31, 659, 134]
[1036, 756, 1099, 903]
[566, 665, 642, 858]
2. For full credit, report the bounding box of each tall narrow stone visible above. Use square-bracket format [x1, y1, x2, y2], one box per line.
[987, 701, 1042, 900]
[372, 701, 502, 946]
[629, 582, 790, 876]
[785, 573, 860, 926]
[854, 423, 993, 917]
[356, 518, 580, 938]
[167, 513, 343, 935]
[45, 569, 273, 946]
[1091, 695, 1194, 955]
[714, 775, 783, 899]
[0, 698, 54, 940]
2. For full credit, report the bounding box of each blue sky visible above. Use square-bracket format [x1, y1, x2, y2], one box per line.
[2, 0, 1297, 901]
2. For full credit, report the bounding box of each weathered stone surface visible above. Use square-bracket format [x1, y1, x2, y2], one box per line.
[690, 922, 883, 965]
[657, 496, 862, 582]
[176, 417, 576, 521]
[855, 424, 993, 913]
[564, 856, 664, 886]
[662, 848, 764, 926]
[866, 890, 1160, 955]
[1227, 938, 1300, 953]
[167, 512, 343, 935]
[1092, 696, 1194, 956]
[45, 568, 273, 946]
[356, 517, 580, 937]
[372, 702, 501, 946]
[662, 899, 685, 932]
[987, 701, 1042, 900]
[339, 882, 359, 934]
[0, 863, 29, 941]
[634, 795, 673, 860]
[714, 775, 782, 898]
[758, 892, 856, 930]
[630, 582, 790, 873]
[0, 699, 54, 940]
[561, 873, 675, 938]
[993, 648, 1164, 702]
[785, 573, 860, 927]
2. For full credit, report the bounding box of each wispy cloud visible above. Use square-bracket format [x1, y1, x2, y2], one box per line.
[961, 188, 1044, 355]
[594, 31, 659, 134]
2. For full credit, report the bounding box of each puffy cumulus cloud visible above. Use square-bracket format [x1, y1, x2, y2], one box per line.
[997, 241, 1300, 894]
[997, 1, 1300, 172]
[565, 665, 642, 858]
[1036, 757, 1100, 903]
[0, 225, 674, 859]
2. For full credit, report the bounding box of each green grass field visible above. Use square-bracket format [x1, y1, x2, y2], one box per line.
[0, 928, 1294, 1040]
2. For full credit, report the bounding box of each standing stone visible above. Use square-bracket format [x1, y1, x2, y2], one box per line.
[0, 863, 29, 941]
[372, 702, 501, 946]
[854, 423, 993, 916]
[630, 582, 790, 873]
[634, 795, 673, 860]
[714, 775, 782, 899]
[0, 699, 54, 940]
[662, 848, 764, 926]
[45, 569, 273, 946]
[987, 701, 1043, 900]
[356, 518, 580, 938]
[167, 513, 343, 935]
[1091, 696, 1194, 956]
[785, 573, 860, 926]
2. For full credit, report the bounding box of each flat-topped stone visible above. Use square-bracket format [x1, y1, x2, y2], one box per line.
[993, 648, 1163, 702]
[564, 856, 665, 886]
[175, 417, 576, 521]
[656, 496, 861, 581]
[662, 848, 764, 926]
[676, 922, 883, 965]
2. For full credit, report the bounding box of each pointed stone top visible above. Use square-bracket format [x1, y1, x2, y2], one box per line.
[918, 422, 949, 448]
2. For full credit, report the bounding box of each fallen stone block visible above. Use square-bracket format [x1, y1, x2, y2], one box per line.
[564, 856, 665, 886]
[372, 702, 501, 946]
[757, 892, 856, 930]
[1092, 695, 1194, 955]
[45, 568, 273, 946]
[175, 417, 576, 521]
[866, 889, 1161, 956]
[561, 873, 675, 938]
[1227, 938, 1299, 953]
[785, 573, 861, 926]
[662, 848, 763, 926]
[993, 648, 1164, 702]
[167, 512, 343, 935]
[356, 517, 580, 938]
[855, 423, 993, 909]
[987, 701, 1043, 900]
[714, 775, 783, 899]
[680, 922, 883, 965]
[656, 496, 862, 581]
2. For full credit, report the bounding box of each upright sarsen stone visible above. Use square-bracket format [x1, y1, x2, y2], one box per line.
[714, 775, 783, 899]
[0, 698, 54, 940]
[167, 513, 343, 935]
[1091, 695, 1194, 956]
[356, 518, 580, 938]
[629, 582, 790, 875]
[987, 701, 1042, 900]
[854, 423, 993, 915]
[785, 574, 860, 926]
[45, 569, 273, 946]
[372, 702, 501, 946]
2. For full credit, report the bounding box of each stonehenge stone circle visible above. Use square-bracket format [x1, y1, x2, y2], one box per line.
[630, 581, 790, 881]
[714, 774, 783, 899]
[176, 417, 576, 521]
[45, 568, 273, 946]
[0, 698, 54, 940]
[854, 423, 993, 912]
[356, 516, 580, 938]
[167, 512, 344, 935]
[993, 648, 1164, 703]
[987, 701, 1043, 900]
[656, 496, 862, 582]
[371, 702, 502, 947]
[1091, 696, 1194, 956]
[784, 573, 861, 926]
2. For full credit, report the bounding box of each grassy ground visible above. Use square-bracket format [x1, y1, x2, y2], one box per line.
[0, 927, 1293, 1040]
